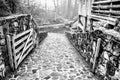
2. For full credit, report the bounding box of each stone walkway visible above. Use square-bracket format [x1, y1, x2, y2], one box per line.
[10, 32, 98, 80]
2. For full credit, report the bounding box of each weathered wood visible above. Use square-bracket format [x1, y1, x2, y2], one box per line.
[91, 15, 117, 25]
[11, 28, 34, 69]
[94, 27, 120, 40]
[20, 45, 33, 63]
[0, 14, 29, 21]
[12, 34, 17, 69]
[84, 16, 87, 32]
[14, 35, 28, 46]
[16, 53, 21, 62]
[92, 0, 120, 19]
[6, 35, 15, 70]
[92, 38, 101, 72]
[15, 43, 24, 53]
[93, 0, 111, 4]
[14, 29, 32, 39]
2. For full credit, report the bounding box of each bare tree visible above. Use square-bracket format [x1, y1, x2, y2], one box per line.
[53, 0, 58, 20]
[72, 0, 79, 19]
[66, 0, 72, 19]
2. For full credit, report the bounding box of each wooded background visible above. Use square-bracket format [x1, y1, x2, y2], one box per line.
[0, 0, 81, 25]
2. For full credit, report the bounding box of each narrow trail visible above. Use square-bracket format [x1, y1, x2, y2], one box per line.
[12, 32, 98, 80]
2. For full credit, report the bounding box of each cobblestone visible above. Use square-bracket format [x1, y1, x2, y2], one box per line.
[9, 32, 98, 80]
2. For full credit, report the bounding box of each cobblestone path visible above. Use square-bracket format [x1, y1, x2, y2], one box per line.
[13, 32, 98, 80]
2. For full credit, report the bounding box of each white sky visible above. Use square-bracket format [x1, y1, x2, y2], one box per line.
[35, 0, 55, 10]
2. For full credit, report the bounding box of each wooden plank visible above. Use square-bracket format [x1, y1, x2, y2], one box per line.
[14, 35, 28, 46]
[15, 43, 25, 53]
[6, 35, 15, 70]
[25, 41, 33, 51]
[15, 53, 21, 62]
[93, 0, 111, 4]
[17, 45, 33, 68]
[14, 29, 32, 39]
[0, 14, 29, 21]
[91, 15, 117, 25]
[12, 34, 17, 69]
[112, 5, 120, 8]
[111, 0, 120, 3]
[21, 45, 33, 62]
[92, 38, 101, 72]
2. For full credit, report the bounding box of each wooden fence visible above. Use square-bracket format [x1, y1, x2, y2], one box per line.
[0, 14, 41, 78]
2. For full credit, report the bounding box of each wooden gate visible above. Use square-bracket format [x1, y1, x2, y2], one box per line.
[12, 28, 34, 69]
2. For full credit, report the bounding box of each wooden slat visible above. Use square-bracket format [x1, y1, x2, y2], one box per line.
[90, 15, 117, 25]
[21, 45, 33, 61]
[93, 0, 111, 4]
[112, 5, 120, 8]
[111, 0, 120, 3]
[14, 29, 32, 39]
[14, 35, 28, 46]
[0, 14, 29, 21]
[25, 41, 33, 51]
[15, 43, 25, 53]
[91, 15, 116, 22]
[26, 37, 32, 45]
[17, 45, 33, 67]
[100, 5, 110, 9]
[16, 53, 21, 61]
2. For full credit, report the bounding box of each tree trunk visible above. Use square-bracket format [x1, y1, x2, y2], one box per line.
[72, 0, 79, 19]
[66, 0, 72, 19]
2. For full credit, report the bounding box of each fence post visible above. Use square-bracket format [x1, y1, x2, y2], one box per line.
[78, 15, 83, 26]
[90, 18, 93, 32]
[84, 15, 88, 33]
[92, 38, 101, 73]
[11, 34, 17, 69]
[6, 35, 15, 70]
